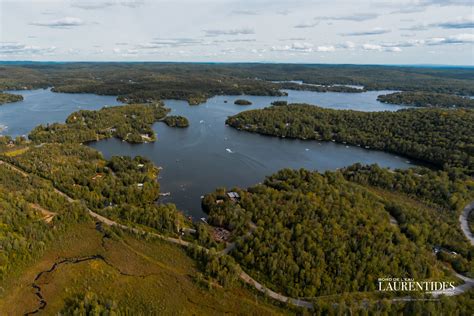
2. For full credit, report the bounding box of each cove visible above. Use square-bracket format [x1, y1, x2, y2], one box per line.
[89, 91, 413, 218]
[0, 88, 122, 137]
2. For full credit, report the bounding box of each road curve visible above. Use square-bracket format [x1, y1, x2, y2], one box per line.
[459, 202, 474, 246]
[430, 272, 474, 297]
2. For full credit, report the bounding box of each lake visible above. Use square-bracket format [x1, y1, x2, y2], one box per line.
[1, 88, 413, 218]
[0, 89, 122, 136]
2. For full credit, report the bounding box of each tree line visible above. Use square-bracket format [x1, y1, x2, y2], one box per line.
[226, 104, 474, 174]
[378, 91, 474, 108]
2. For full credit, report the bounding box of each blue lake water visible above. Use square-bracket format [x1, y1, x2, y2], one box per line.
[1, 88, 413, 217]
[0, 89, 121, 136]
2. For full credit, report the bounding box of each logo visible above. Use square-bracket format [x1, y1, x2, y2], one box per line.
[378, 277, 455, 293]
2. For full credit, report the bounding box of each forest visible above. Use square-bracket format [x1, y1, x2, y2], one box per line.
[3, 144, 184, 234]
[226, 104, 474, 174]
[163, 115, 189, 128]
[0, 92, 23, 105]
[377, 91, 474, 108]
[0, 63, 472, 105]
[29, 103, 170, 144]
[202, 167, 472, 298]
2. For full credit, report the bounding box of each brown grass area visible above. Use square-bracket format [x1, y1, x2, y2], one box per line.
[0, 222, 290, 315]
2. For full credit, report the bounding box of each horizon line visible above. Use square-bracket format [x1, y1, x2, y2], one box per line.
[0, 60, 473, 68]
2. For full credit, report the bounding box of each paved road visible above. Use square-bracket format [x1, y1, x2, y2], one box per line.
[239, 271, 313, 308]
[459, 202, 474, 246]
[220, 221, 257, 255]
[431, 272, 474, 297]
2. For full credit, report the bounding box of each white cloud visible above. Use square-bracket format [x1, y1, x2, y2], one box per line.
[340, 41, 356, 49]
[231, 10, 259, 15]
[294, 21, 319, 28]
[30, 17, 84, 28]
[386, 47, 402, 52]
[271, 42, 314, 52]
[434, 17, 474, 29]
[139, 38, 204, 48]
[316, 45, 335, 52]
[317, 13, 378, 22]
[341, 28, 391, 36]
[204, 28, 255, 37]
[71, 1, 144, 10]
[0, 42, 56, 55]
[426, 33, 474, 45]
[3, 0, 473, 63]
[361, 43, 402, 52]
[362, 44, 383, 51]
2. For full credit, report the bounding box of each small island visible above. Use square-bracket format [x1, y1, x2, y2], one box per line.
[377, 91, 474, 108]
[163, 115, 189, 128]
[0, 92, 23, 105]
[234, 99, 252, 106]
[271, 101, 288, 106]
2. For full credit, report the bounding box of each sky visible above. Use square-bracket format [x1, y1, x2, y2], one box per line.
[0, 0, 473, 65]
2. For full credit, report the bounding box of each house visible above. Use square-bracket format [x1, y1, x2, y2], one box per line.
[91, 174, 103, 180]
[227, 191, 240, 202]
[212, 227, 231, 242]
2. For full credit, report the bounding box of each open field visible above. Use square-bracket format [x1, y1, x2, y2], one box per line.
[0, 222, 289, 315]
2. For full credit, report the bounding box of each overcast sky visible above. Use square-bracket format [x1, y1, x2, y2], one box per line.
[0, 0, 473, 64]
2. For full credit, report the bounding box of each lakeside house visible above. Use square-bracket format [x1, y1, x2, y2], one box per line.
[227, 191, 240, 202]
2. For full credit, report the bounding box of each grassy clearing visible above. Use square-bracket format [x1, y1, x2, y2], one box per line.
[0, 222, 290, 315]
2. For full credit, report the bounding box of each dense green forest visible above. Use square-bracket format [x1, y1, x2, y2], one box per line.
[226, 104, 474, 174]
[29, 103, 169, 144]
[341, 164, 474, 274]
[163, 115, 189, 128]
[203, 168, 466, 298]
[0, 63, 472, 105]
[0, 92, 23, 105]
[3, 144, 184, 233]
[378, 92, 474, 108]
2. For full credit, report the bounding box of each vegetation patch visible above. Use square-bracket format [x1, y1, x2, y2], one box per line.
[203, 168, 456, 298]
[1, 63, 473, 97]
[163, 115, 189, 128]
[4, 143, 184, 234]
[0, 92, 23, 105]
[226, 104, 474, 174]
[29, 103, 169, 144]
[0, 222, 286, 315]
[378, 92, 474, 108]
[234, 99, 252, 106]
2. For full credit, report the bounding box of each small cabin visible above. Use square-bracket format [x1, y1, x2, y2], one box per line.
[227, 192, 240, 202]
